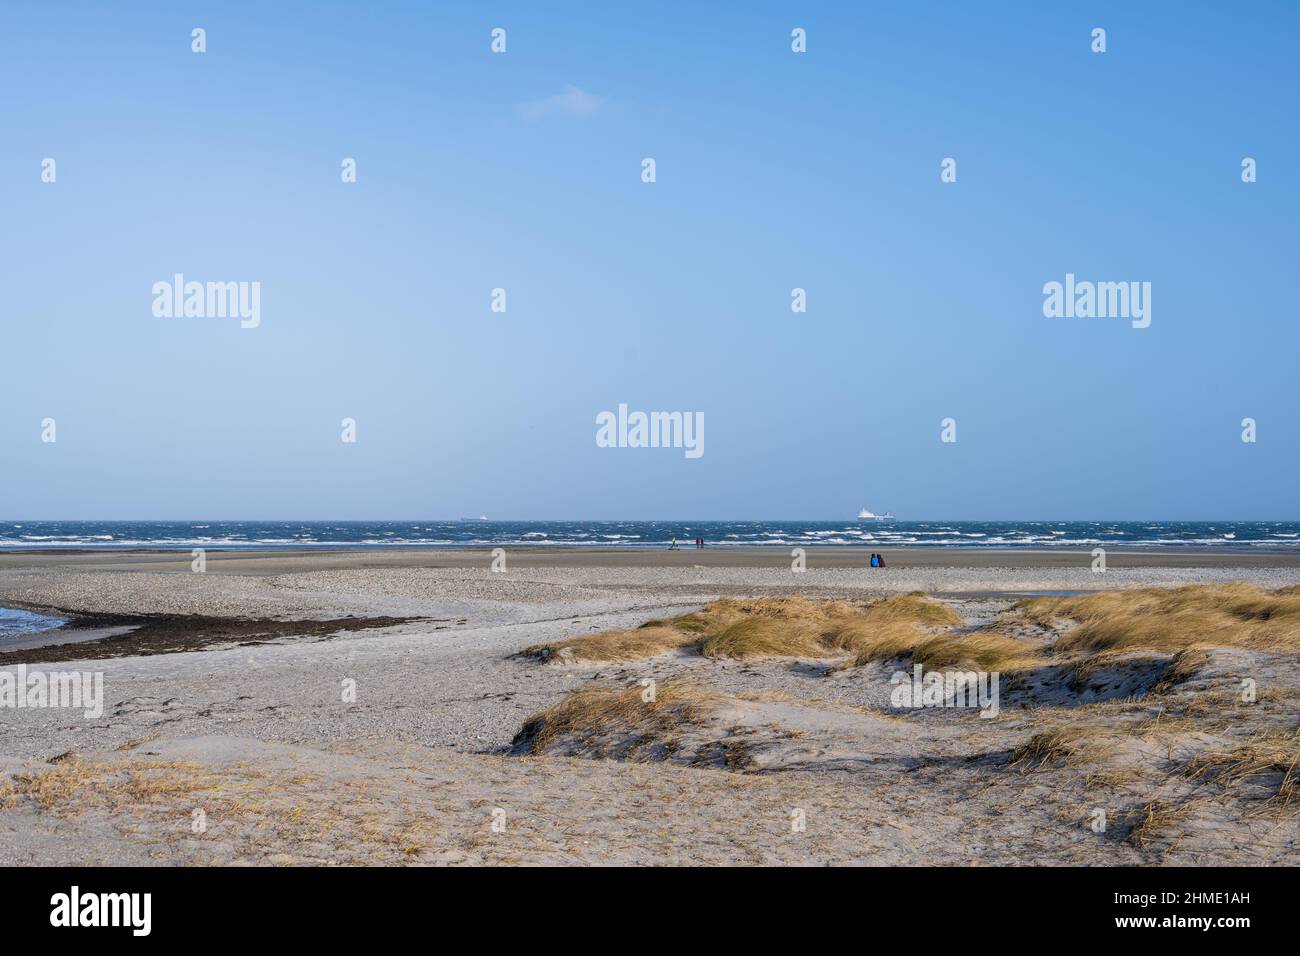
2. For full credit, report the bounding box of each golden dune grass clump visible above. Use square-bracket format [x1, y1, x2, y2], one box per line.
[909, 632, 1043, 672]
[1152, 645, 1216, 691]
[520, 594, 965, 664]
[510, 680, 719, 755]
[518, 622, 696, 664]
[865, 593, 966, 628]
[698, 617, 829, 659]
[839, 625, 1042, 672]
[1021, 584, 1300, 655]
[702, 594, 966, 661]
[523, 584, 1300, 683]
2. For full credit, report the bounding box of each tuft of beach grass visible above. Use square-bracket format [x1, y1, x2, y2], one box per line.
[510, 680, 720, 756]
[1020, 584, 1300, 655]
[519, 594, 965, 664]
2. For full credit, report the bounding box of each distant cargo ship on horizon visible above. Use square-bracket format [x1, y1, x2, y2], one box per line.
[857, 507, 896, 521]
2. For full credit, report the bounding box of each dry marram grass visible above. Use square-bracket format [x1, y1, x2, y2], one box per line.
[1183, 731, 1300, 816]
[1020, 584, 1300, 655]
[520, 594, 964, 664]
[511, 680, 720, 756]
[1007, 726, 1111, 772]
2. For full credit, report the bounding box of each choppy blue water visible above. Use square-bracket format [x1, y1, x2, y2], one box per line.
[0, 520, 1297, 550]
[0, 606, 67, 638]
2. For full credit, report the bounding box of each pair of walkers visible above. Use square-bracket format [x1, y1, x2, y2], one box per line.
[869, 552, 887, 568]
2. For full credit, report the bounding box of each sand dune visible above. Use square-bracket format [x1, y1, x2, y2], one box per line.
[0, 551, 1296, 865]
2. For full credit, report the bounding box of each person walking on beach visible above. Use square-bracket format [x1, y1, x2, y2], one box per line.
[870, 553, 879, 568]
[877, 552, 886, 569]
[670, 536, 679, 550]
[696, 536, 703, 549]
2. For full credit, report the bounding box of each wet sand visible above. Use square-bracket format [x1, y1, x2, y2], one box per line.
[0, 614, 416, 664]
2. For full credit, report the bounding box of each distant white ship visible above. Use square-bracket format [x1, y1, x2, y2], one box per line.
[857, 507, 896, 521]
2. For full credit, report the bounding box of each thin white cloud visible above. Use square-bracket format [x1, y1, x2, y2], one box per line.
[517, 84, 604, 122]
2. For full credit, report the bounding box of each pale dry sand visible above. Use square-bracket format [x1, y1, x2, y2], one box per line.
[0, 549, 1296, 866]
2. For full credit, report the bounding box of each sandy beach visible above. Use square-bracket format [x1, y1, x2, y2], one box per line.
[8, 1, 1298, 932]
[1, 548, 1297, 866]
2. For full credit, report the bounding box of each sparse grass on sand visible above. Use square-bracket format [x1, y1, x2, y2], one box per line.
[1020, 584, 1300, 655]
[1007, 726, 1111, 772]
[511, 680, 719, 755]
[0, 758, 213, 814]
[1183, 730, 1300, 816]
[519, 594, 964, 664]
[1125, 799, 1200, 848]
[0, 757, 440, 861]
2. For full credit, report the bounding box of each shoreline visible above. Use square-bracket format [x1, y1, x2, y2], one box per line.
[3, 545, 1300, 572]
[0, 607, 417, 663]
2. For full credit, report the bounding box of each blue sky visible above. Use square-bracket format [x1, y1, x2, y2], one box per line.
[2, 1, 1296, 520]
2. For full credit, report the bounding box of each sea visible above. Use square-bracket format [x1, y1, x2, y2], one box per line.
[1, 520, 1297, 551]
[0, 606, 67, 638]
